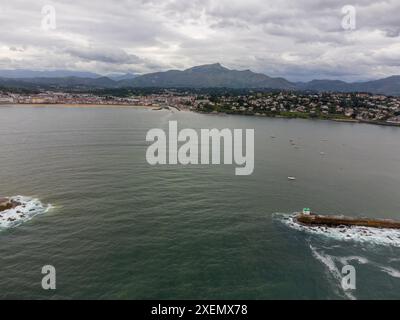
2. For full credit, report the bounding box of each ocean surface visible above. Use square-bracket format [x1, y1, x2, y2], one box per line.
[1, 105, 400, 299]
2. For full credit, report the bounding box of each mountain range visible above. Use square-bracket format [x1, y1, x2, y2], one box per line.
[0, 63, 399, 96]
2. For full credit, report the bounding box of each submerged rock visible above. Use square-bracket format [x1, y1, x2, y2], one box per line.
[0, 195, 51, 229]
[0, 197, 9, 210]
[0, 197, 21, 212]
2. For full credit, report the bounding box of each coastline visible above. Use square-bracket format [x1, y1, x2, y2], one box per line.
[196, 110, 400, 127]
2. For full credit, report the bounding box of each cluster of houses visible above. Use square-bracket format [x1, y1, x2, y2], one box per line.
[0, 91, 196, 109]
[194, 92, 400, 124]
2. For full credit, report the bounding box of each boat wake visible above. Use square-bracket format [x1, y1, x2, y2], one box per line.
[274, 212, 400, 247]
[0, 196, 52, 229]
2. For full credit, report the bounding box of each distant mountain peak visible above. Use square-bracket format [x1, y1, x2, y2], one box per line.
[106, 72, 138, 81]
[117, 63, 294, 89]
[208, 62, 224, 68]
[185, 63, 228, 72]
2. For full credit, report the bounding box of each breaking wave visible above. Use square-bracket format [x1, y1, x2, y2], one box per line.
[274, 212, 400, 247]
[0, 196, 52, 229]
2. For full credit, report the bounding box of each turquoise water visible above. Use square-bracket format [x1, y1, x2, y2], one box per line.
[1, 105, 400, 299]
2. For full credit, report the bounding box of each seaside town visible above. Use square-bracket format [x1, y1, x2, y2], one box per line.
[1, 90, 400, 125]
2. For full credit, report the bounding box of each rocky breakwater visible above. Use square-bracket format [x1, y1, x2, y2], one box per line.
[296, 213, 400, 229]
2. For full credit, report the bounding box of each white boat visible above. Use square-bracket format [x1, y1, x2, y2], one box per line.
[288, 176, 296, 180]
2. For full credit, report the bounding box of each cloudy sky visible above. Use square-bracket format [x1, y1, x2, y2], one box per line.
[0, 0, 399, 81]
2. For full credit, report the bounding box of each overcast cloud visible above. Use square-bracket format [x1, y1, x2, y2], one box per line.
[0, 0, 399, 81]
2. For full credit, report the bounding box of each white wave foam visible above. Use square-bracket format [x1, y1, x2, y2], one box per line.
[274, 212, 400, 247]
[378, 266, 400, 278]
[0, 195, 51, 229]
[310, 245, 340, 276]
[274, 213, 400, 298]
[310, 245, 356, 300]
[339, 256, 369, 265]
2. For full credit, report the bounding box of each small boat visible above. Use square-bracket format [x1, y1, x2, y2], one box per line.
[288, 176, 296, 180]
